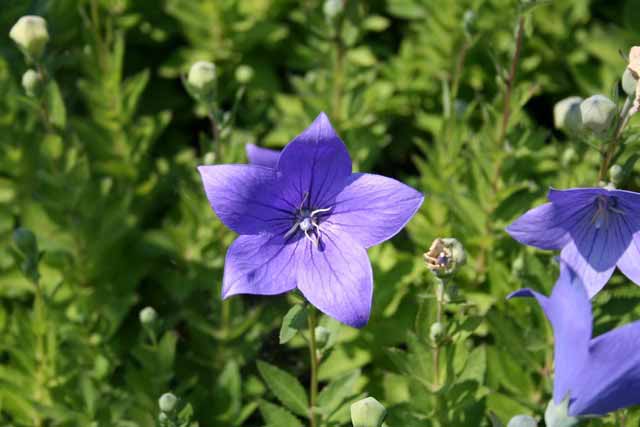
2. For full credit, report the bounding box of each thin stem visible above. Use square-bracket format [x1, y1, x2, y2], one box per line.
[307, 308, 319, 427]
[208, 111, 221, 161]
[432, 278, 445, 389]
[497, 15, 525, 147]
[597, 97, 633, 182]
[331, 14, 345, 122]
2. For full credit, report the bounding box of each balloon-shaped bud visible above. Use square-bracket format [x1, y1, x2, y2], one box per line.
[159, 393, 178, 413]
[351, 397, 386, 427]
[544, 398, 580, 427]
[314, 326, 330, 348]
[235, 65, 254, 84]
[10, 16, 49, 59]
[508, 415, 537, 427]
[553, 96, 583, 132]
[424, 238, 466, 276]
[187, 61, 216, 98]
[139, 306, 158, 326]
[622, 68, 638, 97]
[609, 164, 624, 184]
[429, 322, 445, 343]
[580, 95, 616, 135]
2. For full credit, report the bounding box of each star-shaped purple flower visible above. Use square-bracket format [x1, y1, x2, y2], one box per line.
[506, 187, 640, 297]
[509, 261, 640, 416]
[198, 113, 424, 327]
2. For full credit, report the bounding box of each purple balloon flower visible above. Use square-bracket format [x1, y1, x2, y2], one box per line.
[245, 143, 280, 168]
[506, 187, 640, 297]
[198, 113, 424, 327]
[508, 261, 640, 416]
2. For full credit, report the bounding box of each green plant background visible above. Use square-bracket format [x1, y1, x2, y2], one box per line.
[1, 0, 640, 426]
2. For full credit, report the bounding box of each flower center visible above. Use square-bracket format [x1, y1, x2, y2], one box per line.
[591, 196, 624, 229]
[283, 194, 331, 245]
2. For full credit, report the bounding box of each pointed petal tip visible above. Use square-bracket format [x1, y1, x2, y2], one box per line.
[506, 288, 537, 300]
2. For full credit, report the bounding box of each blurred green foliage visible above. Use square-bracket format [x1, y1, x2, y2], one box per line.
[1, 0, 640, 426]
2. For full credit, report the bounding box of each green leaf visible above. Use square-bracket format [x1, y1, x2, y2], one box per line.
[279, 304, 307, 344]
[45, 80, 66, 129]
[257, 360, 309, 417]
[259, 400, 303, 427]
[317, 370, 360, 418]
[122, 69, 150, 120]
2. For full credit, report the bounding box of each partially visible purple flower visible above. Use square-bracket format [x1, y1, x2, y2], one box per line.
[199, 113, 424, 327]
[245, 143, 280, 168]
[509, 261, 640, 416]
[506, 187, 640, 297]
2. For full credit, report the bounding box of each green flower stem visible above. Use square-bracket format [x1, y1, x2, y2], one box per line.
[207, 109, 221, 162]
[432, 278, 445, 389]
[307, 307, 319, 427]
[331, 15, 345, 123]
[597, 96, 633, 182]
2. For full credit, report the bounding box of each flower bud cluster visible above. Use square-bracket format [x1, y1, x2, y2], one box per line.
[424, 238, 466, 276]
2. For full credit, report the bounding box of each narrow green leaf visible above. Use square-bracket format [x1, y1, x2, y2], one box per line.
[45, 80, 66, 129]
[279, 304, 307, 344]
[317, 370, 360, 417]
[259, 400, 303, 427]
[257, 360, 308, 417]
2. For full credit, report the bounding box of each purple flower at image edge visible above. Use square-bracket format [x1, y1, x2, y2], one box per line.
[508, 261, 640, 416]
[198, 113, 424, 328]
[245, 143, 280, 168]
[506, 187, 640, 297]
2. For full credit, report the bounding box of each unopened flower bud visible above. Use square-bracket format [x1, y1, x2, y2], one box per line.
[10, 16, 49, 59]
[159, 392, 178, 413]
[580, 95, 616, 135]
[158, 413, 169, 423]
[22, 69, 42, 97]
[424, 238, 466, 276]
[235, 65, 254, 84]
[187, 61, 216, 96]
[429, 322, 445, 343]
[544, 398, 579, 427]
[628, 46, 640, 78]
[13, 228, 38, 257]
[508, 415, 537, 427]
[350, 397, 386, 427]
[314, 326, 330, 348]
[553, 96, 582, 132]
[463, 10, 477, 37]
[323, 0, 344, 19]
[609, 164, 624, 184]
[139, 306, 158, 325]
[622, 68, 638, 97]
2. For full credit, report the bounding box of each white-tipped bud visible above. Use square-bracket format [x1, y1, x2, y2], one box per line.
[314, 326, 330, 348]
[10, 16, 49, 59]
[622, 68, 638, 97]
[508, 415, 537, 427]
[429, 322, 445, 343]
[424, 238, 466, 276]
[159, 393, 178, 413]
[22, 69, 42, 97]
[323, 0, 344, 19]
[350, 397, 386, 427]
[235, 65, 254, 84]
[139, 306, 158, 325]
[187, 61, 216, 96]
[609, 164, 624, 184]
[580, 95, 616, 135]
[553, 96, 583, 132]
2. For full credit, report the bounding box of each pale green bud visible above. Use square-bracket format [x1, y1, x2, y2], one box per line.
[580, 95, 616, 135]
[424, 238, 466, 276]
[622, 68, 638, 97]
[508, 415, 537, 427]
[235, 65, 254, 84]
[10, 16, 49, 59]
[544, 398, 579, 427]
[351, 397, 386, 427]
[323, 0, 344, 19]
[187, 61, 216, 95]
[139, 306, 158, 325]
[609, 164, 623, 184]
[159, 393, 178, 413]
[429, 322, 445, 343]
[22, 69, 42, 97]
[553, 96, 582, 132]
[314, 326, 330, 348]
[463, 10, 477, 37]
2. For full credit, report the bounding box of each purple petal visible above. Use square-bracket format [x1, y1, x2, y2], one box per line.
[222, 233, 302, 298]
[617, 233, 640, 286]
[560, 213, 628, 298]
[325, 173, 424, 248]
[568, 320, 640, 415]
[296, 229, 373, 328]
[506, 203, 572, 250]
[198, 165, 294, 235]
[508, 263, 592, 405]
[276, 113, 352, 208]
[246, 144, 280, 169]
[547, 187, 609, 205]
[613, 190, 640, 286]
